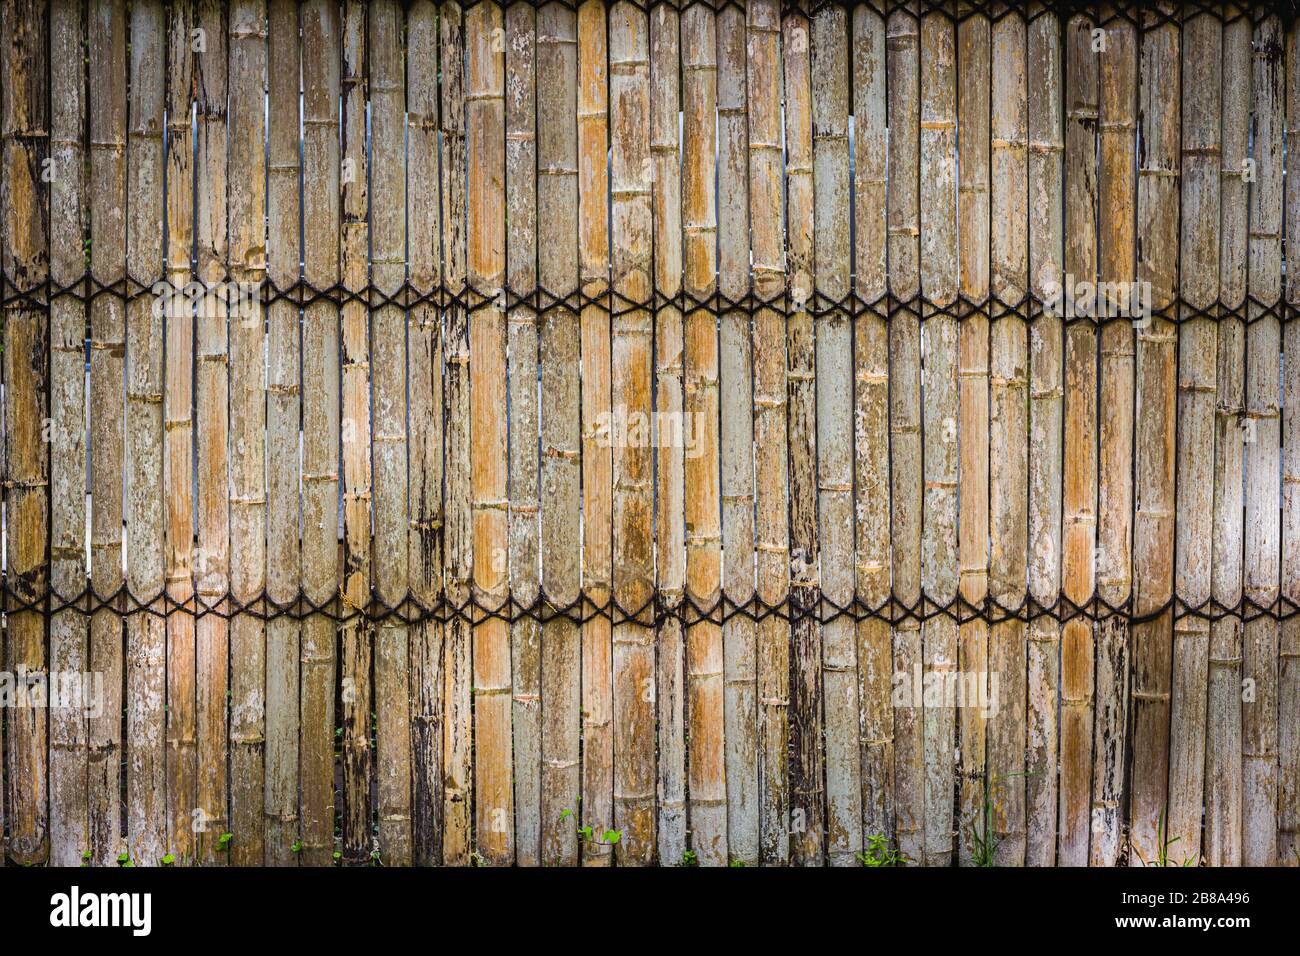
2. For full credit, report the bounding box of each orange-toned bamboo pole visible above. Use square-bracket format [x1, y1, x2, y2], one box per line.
[1282, 18, 1300, 866]
[300, 0, 340, 868]
[467, 0, 513, 866]
[747, 0, 789, 865]
[537, 0, 581, 867]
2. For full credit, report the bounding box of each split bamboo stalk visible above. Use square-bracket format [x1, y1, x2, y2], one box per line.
[1058, 12, 1098, 868]
[48, 0, 89, 868]
[467, 0, 513, 866]
[955, 9, 989, 866]
[163, 0, 196, 866]
[300, 0, 341, 868]
[536, 0, 581, 867]
[505, 1, 541, 868]
[717, 2, 757, 866]
[1092, 10, 1136, 868]
[1282, 19, 1300, 866]
[440, 0, 473, 867]
[370, 0, 411, 866]
[1205, 15, 1249, 868]
[194, 0, 230, 866]
[1242, 13, 1283, 868]
[988, 10, 1028, 867]
[684, 3, 726, 867]
[887, 5, 923, 865]
[784, 8, 823, 868]
[265, 0, 301, 869]
[338, 0, 373, 865]
[124, 0, 167, 865]
[853, 4, 892, 850]
[1169, 9, 1220, 865]
[918, 8, 957, 869]
[609, 1, 655, 864]
[406, 0, 443, 867]
[649, 1, 686, 867]
[747, 0, 789, 865]
[1197, 21, 1244, 866]
[87, 0, 128, 867]
[1128, 8, 1179, 867]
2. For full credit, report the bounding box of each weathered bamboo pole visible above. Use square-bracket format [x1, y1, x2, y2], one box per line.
[1282, 18, 1300, 866]
[536, 0, 581, 867]
[1058, 12, 1098, 868]
[989, 9, 1028, 867]
[1092, 10, 1136, 868]
[609, 0, 655, 864]
[649, 0, 686, 867]
[684, 2, 726, 867]
[955, 9, 989, 866]
[747, 0, 789, 865]
[265, 0, 301, 869]
[718, 1, 756, 867]
[577, 0, 613, 867]
[407, 0, 443, 867]
[918, 8, 957, 869]
[163, 0, 197, 866]
[1205, 14, 1249, 867]
[338, 0, 372, 865]
[853, 4, 892, 851]
[300, 0, 340, 868]
[1169, 9, 1220, 866]
[887, 5, 922, 866]
[441, 0, 473, 866]
[505, 0, 541, 868]
[1243, 13, 1283, 868]
[124, 0, 167, 865]
[87, 0, 129, 867]
[49, 0, 88, 868]
[468, 0, 513, 866]
[370, 0, 411, 866]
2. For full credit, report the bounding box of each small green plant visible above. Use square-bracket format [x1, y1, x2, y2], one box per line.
[116, 851, 133, 868]
[1152, 806, 1195, 867]
[857, 833, 908, 867]
[80, 850, 91, 868]
[216, 831, 233, 853]
[369, 849, 383, 867]
[728, 859, 746, 867]
[680, 850, 698, 867]
[562, 809, 621, 848]
[161, 853, 175, 866]
[291, 838, 303, 854]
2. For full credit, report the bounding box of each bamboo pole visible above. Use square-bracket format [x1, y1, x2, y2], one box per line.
[684, 2, 726, 867]
[1092, 10, 1136, 868]
[163, 0, 196, 866]
[718, 1, 757, 867]
[505, 0, 541, 868]
[1169, 9, 1220, 865]
[955, 9, 989, 866]
[49, 0, 88, 868]
[609, 0, 655, 864]
[467, 0, 513, 866]
[918, 8, 957, 869]
[536, 0, 581, 867]
[988, 10, 1028, 867]
[300, 0, 340, 868]
[338, 0, 372, 865]
[649, 0, 685, 867]
[1243, 13, 1283, 868]
[853, 4, 892, 851]
[124, 0, 167, 865]
[887, 5, 923, 865]
[441, 0, 473, 866]
[406, 0, 443, 867]
[1058, 12, 1098, 868]
[370, 0, 411, 866]
[194, 0, 230, 866]
[1205, 14, 1249, 868]
[748, 0, 789, 865]
[1282, 19, 1300, 866]
[577, 0, 613, 867]
[266, 0, 301, 869]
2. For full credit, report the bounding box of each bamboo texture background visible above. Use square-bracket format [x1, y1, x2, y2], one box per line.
[1, 0, 1299, 867]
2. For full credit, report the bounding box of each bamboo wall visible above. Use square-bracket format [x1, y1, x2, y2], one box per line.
[2, 0, 1298, 867]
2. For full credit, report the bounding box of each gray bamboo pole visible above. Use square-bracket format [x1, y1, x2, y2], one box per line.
[955, 9, 989, 866]
[536, 0, 581, 867]
[300, 0, 340, 868]
[1282, 19, 1300, 866]
[649, 1, 685, 867]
